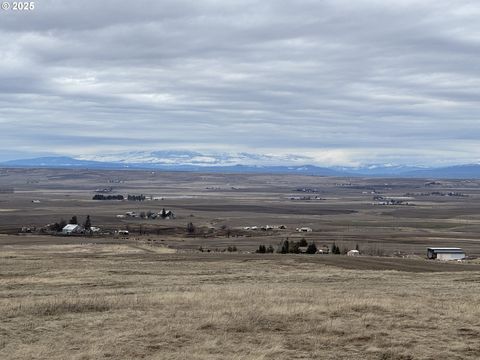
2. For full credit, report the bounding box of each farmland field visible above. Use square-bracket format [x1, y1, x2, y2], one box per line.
[1, 168, 480, 359]
[1, 168, 480, 256]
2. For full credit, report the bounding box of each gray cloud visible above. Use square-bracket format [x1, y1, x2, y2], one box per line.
[0, 0, 479, 165]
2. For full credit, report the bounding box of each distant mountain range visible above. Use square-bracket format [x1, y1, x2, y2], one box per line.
[2, 152, 480, 179]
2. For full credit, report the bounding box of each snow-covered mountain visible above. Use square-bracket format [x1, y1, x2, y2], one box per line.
[2, 152, 480, 179]
[78, 151, 315, 167]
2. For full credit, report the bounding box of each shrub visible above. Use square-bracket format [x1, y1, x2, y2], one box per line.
[290, 241, 300, 254]
[256, 245, 266, 253]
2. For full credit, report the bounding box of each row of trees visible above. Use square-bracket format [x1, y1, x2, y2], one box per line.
[256, 241, 360, 255]
[331, 242, 360, 255]
[92, 194, 146, 201]
[278, 239, 317, 254]
[127, 194, 146, 201]
[256, 239, 317, 254]
[93, 194, 124, 200]
[198, 245, 237, 252]
[256, 245, 275, 253]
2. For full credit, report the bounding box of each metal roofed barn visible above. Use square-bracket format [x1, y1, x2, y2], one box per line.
[427, 247, 465, 261]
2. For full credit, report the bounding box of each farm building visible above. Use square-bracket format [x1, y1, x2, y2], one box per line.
[296, 227, 313, 232]
[427, 247, 465, 261]
[347, 249, 360, 256]
[62, 224, 82, 235]
[161, 210, 175, 219]
[90, 227, 101, 233]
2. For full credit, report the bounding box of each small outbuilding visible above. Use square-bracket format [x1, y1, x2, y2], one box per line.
[347, 249, 360, 256]
[62, 224, 82, 235]
[427, 247, 465, 261]
[296, 227, 313, 232]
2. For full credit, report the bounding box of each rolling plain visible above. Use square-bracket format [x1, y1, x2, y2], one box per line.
[1, 168, 480, 359]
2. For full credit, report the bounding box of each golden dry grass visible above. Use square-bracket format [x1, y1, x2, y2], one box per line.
[1, 244, 480, 359]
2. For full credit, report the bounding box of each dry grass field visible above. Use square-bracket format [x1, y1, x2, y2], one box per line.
[1, 241, 480, 360]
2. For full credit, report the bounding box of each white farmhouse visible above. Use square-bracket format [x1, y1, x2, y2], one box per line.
[62, 224, 82, 235]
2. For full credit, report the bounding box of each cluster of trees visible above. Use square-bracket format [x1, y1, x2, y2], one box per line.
[256, 245, 275, 253]
[92, 194, 146, 201]
[92, 194, 124, 200]
[278, 239, 317, 254]
[330, 242, 360, 255]
[49, 219, 67, 232]
[127, 194, 146, 201]
[198, 246, 237, 252]
[331, 243, 341, 254]
[256, 242, 360, 255]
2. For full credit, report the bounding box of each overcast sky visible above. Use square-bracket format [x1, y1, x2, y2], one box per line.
[0, 0, 479, 166]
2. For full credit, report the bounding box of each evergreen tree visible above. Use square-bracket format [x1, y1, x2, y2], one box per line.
[58, 219, 67, 232]
[84, 215, 91, 230]
[69, 216, 78, 225]
[280, 240, 289, 254]
[331, 243, 340, 254]
[306, 242, 318, 254]
[186, 222, 195, 234]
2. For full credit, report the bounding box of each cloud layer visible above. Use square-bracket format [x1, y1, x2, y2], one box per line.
[1, 0, 479, 165]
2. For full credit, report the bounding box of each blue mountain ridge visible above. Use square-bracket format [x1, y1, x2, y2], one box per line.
[2, 156, 480, 179]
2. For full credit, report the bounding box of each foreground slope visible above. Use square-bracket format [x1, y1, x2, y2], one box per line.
[1, 242, 480, 360]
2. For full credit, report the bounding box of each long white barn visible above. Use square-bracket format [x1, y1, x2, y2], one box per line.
[427, 247, 465, 261]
